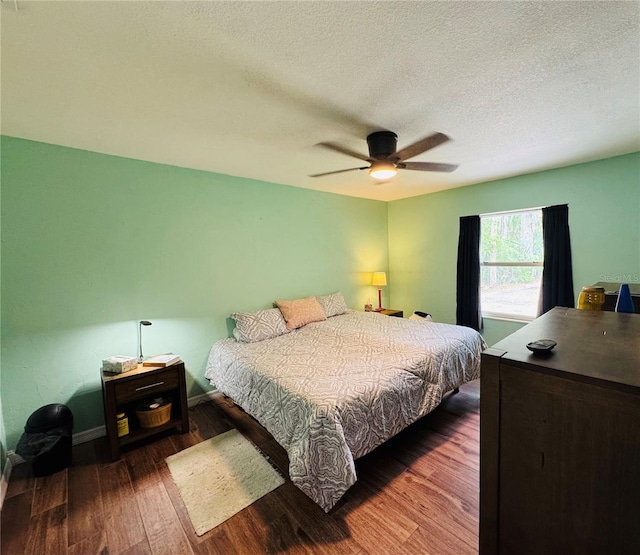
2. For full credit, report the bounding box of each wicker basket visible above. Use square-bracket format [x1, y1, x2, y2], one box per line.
[136, 402, 172, 428]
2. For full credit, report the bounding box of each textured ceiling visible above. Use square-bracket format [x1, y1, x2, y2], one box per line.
[1, 1, 639, 201]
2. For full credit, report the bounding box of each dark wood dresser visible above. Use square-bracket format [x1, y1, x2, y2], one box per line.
[480, 307, 640, 555]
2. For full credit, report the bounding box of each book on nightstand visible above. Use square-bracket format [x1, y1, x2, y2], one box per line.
[142, 353, 181, 367]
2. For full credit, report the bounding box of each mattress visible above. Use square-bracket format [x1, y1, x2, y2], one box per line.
[205, 310, 485, 511]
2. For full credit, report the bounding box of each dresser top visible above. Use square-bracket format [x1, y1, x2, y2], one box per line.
[488, 307, 640, 392]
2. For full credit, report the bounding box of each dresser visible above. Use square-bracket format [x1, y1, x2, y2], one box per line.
[480, 308, 640, 555]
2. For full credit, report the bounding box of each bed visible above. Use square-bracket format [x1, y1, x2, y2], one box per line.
[205, 309, 485, 512]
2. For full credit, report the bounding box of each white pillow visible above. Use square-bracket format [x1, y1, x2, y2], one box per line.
[231, 308, 290, 343]
[317, 291, 349, 317]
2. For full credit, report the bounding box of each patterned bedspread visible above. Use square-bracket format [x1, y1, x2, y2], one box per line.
[205, 311, 485, 512]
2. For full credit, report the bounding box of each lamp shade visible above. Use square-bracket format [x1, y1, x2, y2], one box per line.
[372, 272, 387, 287]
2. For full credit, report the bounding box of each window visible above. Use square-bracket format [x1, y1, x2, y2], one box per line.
[480, 208, 543, 321]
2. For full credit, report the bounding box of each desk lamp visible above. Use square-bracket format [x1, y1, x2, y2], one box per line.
[138, 320, 152, 363]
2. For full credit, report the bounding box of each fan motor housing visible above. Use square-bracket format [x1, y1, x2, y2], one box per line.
[367, 131, 398, 160]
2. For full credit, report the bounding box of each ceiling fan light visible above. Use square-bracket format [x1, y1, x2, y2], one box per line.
[369, 161, 397, 180]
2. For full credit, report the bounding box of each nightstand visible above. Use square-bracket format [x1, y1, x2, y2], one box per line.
[101, 362, 189, 460]
[377, 309, 403, 317]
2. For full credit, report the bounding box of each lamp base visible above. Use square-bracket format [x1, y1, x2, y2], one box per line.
[374, 307, 385, 312]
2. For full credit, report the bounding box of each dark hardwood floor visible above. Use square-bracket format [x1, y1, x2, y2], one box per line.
[2, 380, 480, 554]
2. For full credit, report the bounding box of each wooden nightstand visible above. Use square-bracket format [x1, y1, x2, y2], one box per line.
[377, 309, 403, 318]
[101, 362, 189, 460]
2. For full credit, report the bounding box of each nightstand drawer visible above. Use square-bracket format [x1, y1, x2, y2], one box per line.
[114, 369, 179, 403]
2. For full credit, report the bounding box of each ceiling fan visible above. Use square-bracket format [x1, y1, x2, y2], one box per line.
[309, 131, 458, 181]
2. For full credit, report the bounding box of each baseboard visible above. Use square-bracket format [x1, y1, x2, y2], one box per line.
[72, 425, 106, 446]
[70, 389, 219, 446]
[187, 390, 218, 408]
[0, 456, 13, 510]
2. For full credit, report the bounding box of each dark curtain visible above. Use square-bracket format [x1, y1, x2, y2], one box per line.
[541, 204, 575, 314]
[456, 215, 482, 330]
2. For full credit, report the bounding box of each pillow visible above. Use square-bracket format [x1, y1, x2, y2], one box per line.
[231, 308, 289, 343]
[317, 291, 349, 317]
[276, 296, 327, 330]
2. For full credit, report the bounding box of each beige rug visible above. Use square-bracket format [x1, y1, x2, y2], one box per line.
[166, 429, 285, 536]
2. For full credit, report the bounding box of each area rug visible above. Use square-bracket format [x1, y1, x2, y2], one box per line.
[165, 429, 285, 536]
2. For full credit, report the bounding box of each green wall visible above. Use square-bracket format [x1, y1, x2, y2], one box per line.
[0, 137, 389, 451]
[388, 152, 640, 346]
[2, 135, 638, 458]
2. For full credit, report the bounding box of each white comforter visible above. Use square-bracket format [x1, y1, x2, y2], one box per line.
[205, 311, 485, 511]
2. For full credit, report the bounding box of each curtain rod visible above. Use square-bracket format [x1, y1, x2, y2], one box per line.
[480, 206, 545, 218]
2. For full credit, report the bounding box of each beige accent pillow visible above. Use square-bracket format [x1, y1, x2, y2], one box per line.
[276, 296, 327, 330]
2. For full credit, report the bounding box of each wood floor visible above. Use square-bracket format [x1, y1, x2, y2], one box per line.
[2, 380, 480, 555]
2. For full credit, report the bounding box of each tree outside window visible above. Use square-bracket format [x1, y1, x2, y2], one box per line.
[480, 209, 543, 321]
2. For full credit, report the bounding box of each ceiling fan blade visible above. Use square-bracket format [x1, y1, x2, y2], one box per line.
[393, 132, 450, 162]
[308, 167, 368, 178]
[399, 161, 459, 173]
[317, 142, 371, 162]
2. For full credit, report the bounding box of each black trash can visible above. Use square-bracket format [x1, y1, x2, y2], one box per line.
[16, 404, 73, 476]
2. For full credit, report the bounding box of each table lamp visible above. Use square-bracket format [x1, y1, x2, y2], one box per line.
[372, 272, 387, 311]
